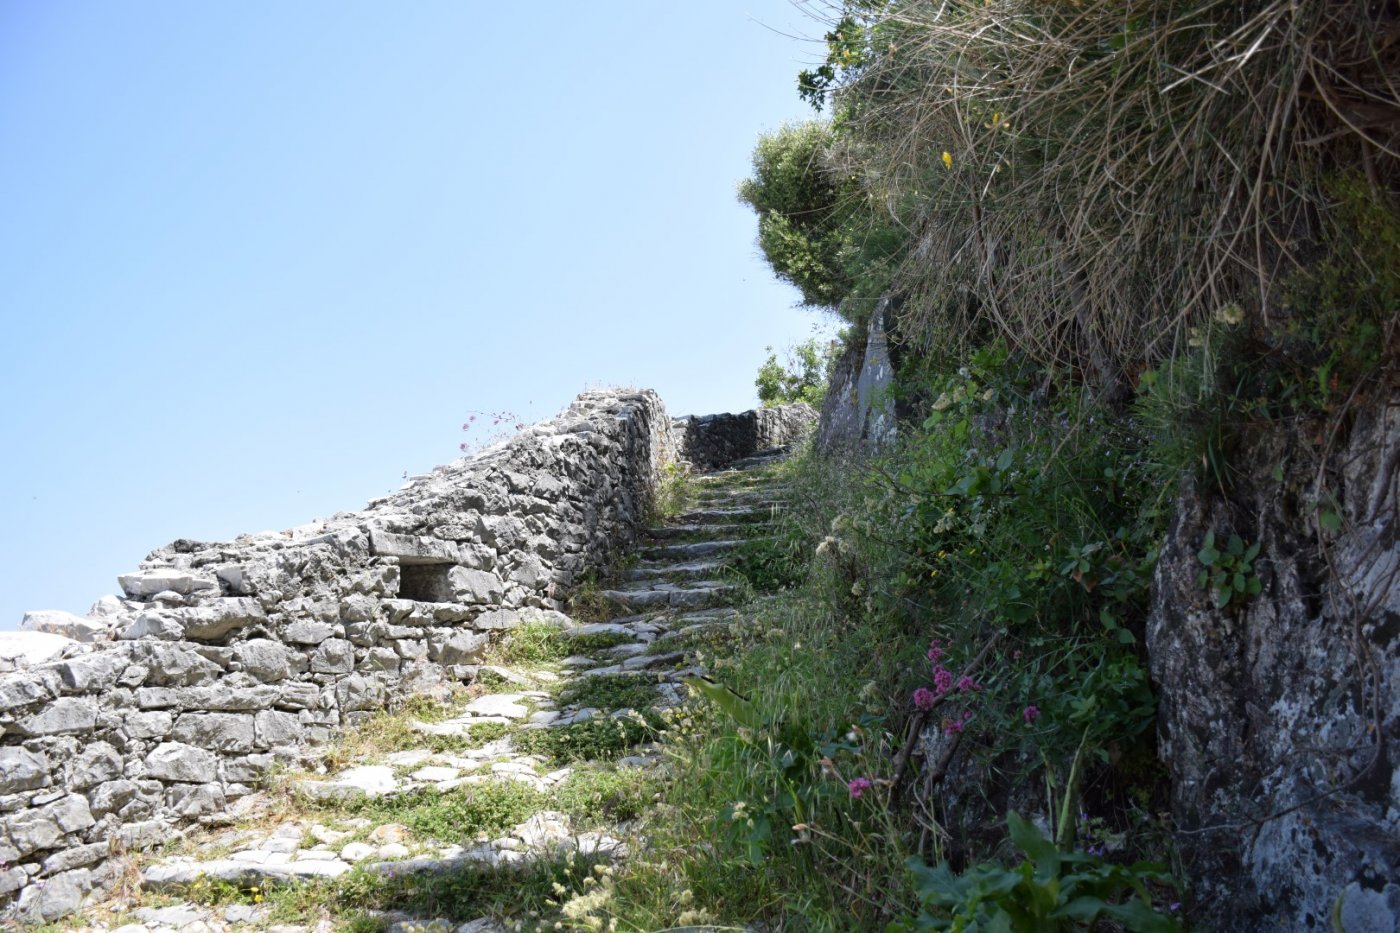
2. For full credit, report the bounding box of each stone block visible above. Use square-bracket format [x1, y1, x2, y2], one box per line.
[0, 747, 51, 794]
[144, 742, 218, 783]
[117, 568, 218, 598]
[66, 741, 122, 790]
[15, 697, 97, 736]
[311, 638, 355, 674]
[232, 639, 291, 682]
[172, 712, 255, 753]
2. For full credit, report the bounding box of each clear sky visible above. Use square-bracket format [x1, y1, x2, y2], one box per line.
[0, 1, 835, 628]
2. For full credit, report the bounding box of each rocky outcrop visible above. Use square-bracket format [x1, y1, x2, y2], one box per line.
[0, 389, 678, 922]
[1147, 395, 1400, 931]
[671, 403, 814, 470]
[816, 298, 897, 454]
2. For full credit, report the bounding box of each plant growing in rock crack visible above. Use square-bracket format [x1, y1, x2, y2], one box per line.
[1196, 530, 1262, 609]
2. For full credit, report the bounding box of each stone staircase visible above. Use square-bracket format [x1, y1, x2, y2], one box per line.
[68, 452, 791, 933]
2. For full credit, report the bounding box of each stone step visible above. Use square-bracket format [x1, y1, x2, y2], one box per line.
[638, 539, 745, 561]
[622, 558, 726, 582]
[599, 581, 737, 612]
[674, 506, 774, 525]
[643, 522, 744, 541]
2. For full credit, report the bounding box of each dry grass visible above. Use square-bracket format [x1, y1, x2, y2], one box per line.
[813, 0, 1399, 385]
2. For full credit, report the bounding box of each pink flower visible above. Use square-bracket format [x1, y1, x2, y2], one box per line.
[847, 777, 873, 799]
[942, 714, 967, 736]
[913, 687, 936, 711]
[1022, 705, 1040, 724]
[933, 666, 954, 695]
[957, 675, 981, 693]
[927, 639, 944, 663]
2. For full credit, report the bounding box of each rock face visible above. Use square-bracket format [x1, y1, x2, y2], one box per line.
[671, 403, 815, 470]
[816, 298, 897, 454]
[0, 389, 681, 919]
[1147, 396, 1400, 931]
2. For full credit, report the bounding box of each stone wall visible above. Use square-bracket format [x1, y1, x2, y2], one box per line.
[0, 389, 676, 922]
[1147, 395, 1400, 931]
[671, 403, 815, 471]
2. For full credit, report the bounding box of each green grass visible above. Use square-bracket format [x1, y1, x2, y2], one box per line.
[512, 715, 660, 765]
[556, 673, 660, 713]
[337, 780, 548, 845]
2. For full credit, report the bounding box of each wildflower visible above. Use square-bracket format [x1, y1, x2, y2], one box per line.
[847, 777, 873, 799]
[942, 151, 953, 169]
[942, 714, 966, 736]
[913, 687, 936, 711]
[957, 675, 981, 692]
[927, 639, 944, 662]
[933, 666, 954, 695]
[1022, 705, 1040, 723]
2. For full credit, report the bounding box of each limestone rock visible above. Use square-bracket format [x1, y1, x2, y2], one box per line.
[145, 742, 218, 784]
[117, 569, 218, 599]
[20, 610, 109, 643]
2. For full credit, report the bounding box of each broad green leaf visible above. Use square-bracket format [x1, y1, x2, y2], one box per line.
[683, 676, 763, 730]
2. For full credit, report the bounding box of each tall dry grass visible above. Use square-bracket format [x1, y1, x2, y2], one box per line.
[816, 0, 1399, 386]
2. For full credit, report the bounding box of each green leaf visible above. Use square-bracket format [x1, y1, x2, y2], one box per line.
[1227, 535, 1245, 557]
[1244, 541, 1261, 562]
[1320, 509, 1342, 532]
[683, 676, 763, 730]
[996, 449, 1015, 472]
[1100, 899, 1181, 932]
[1007, 812, 1060, 881]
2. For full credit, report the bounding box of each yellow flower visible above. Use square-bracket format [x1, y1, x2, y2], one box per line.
[942, 151, 953, 169]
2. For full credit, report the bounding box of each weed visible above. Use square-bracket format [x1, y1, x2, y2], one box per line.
[556, 674, 659, 713]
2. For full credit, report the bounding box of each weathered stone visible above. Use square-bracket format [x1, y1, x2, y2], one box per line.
[254, 710, 302, 748]
[284, 620, 336, 645]
[277, 681, 320, 710]
[42, 841, 108, 873]
[166, 598, 266, 640]
[311, 638, 355, 674]
[233, 639, 292, 682]
[15, 696, 97, 735]
[0, 674, 54, 711]
[448, 567, 505, 605]
[3, 794, 93, 856]
[123, 710, 174, 738]
[334, 673, 385, 712]
[166, 781, 227, 817]
[54, 651, 128, 693]
[365, 647, 400, 673]
[427, 630, 488, 666]
[181, 684, 280, 711]
[0, 748, 51, 794]
[368, 530, 463, 565]
[13, 866, 91, 922]
[20, 610, 108, 643]
[0, 631, 75, 666]
[66, 741, 122, 790]
[135, 643, 224, 686]
[172, 712, 255, 753]
[144, 742, 218, 783]
[118, 569, 218, 598]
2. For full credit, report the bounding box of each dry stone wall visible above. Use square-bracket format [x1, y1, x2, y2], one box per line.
[671, 402, 815, 470]
[0, 389, 676, 922]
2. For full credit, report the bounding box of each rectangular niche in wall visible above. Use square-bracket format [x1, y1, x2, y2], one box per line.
[398, 562, 454, 602]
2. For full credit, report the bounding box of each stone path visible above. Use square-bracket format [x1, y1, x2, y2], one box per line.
[58, 453, 790, 933]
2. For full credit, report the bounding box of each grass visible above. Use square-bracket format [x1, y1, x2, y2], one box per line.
[556, 673, 660, 713]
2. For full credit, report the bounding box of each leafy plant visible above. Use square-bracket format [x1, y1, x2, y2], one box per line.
[1196, 530, 1262, 609]
[755, 338, 833, 408]
[900, 812, 1181, 932]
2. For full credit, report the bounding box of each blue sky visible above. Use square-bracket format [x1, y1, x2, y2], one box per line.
[0, 2, 834, 627]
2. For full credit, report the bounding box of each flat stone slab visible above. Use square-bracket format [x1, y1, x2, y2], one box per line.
[298, 765, 398, 800]
[640, 539, 745, 561]
[463, 694, 530, 719]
